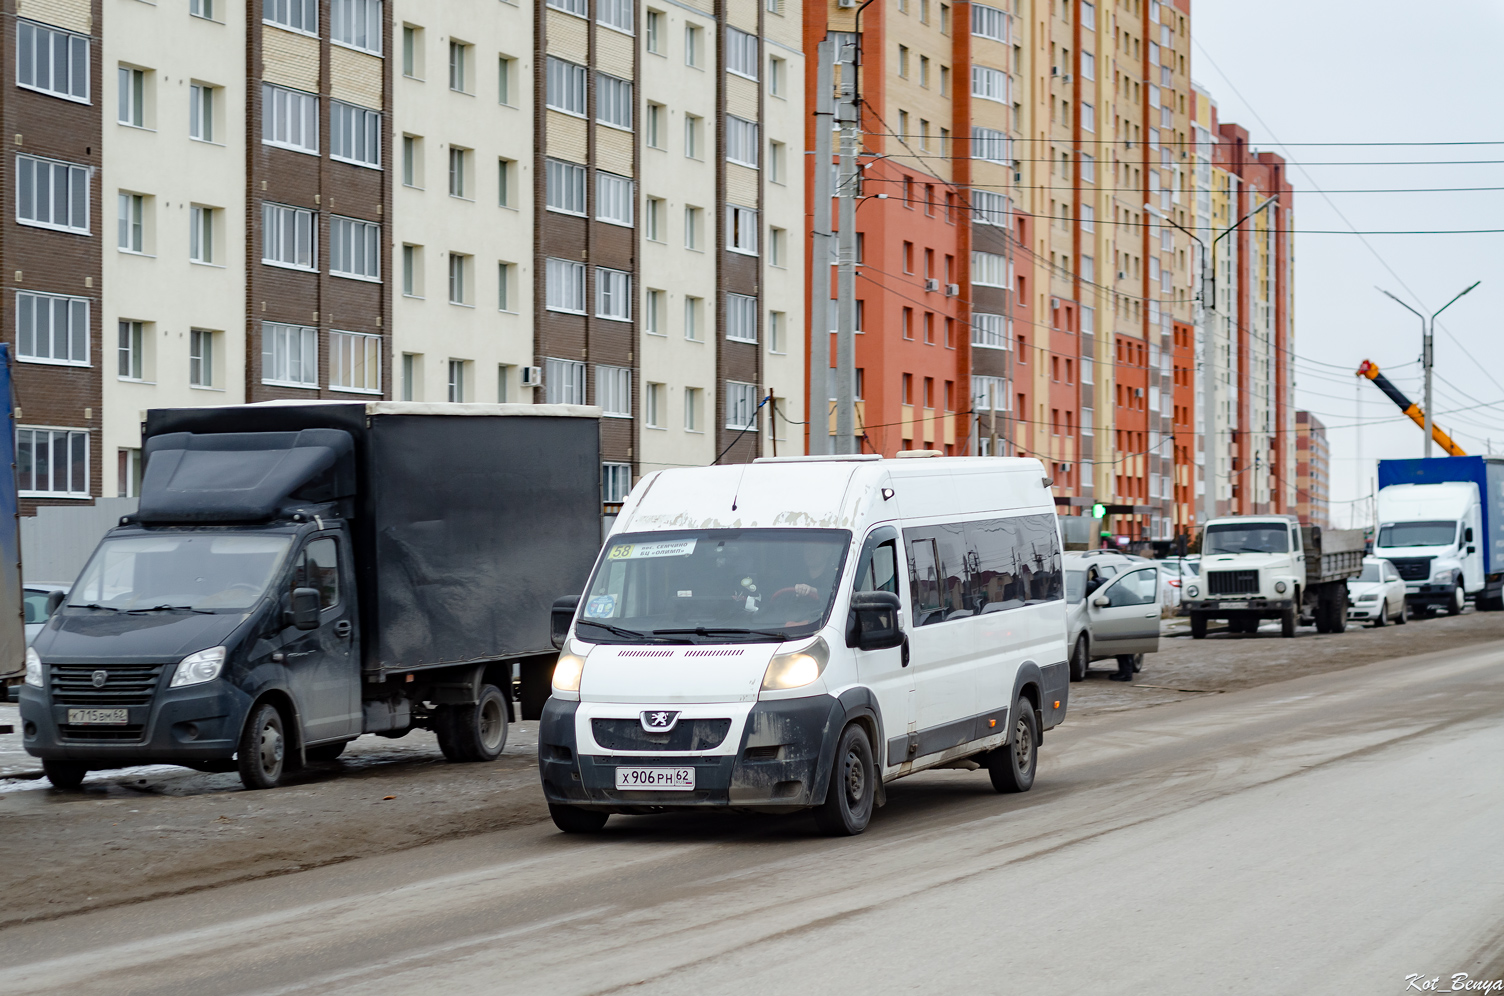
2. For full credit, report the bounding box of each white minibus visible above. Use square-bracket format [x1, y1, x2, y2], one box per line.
[539, 454, 1069, 836]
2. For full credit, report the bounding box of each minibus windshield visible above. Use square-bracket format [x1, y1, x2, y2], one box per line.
[70, 533, 294, 612]
[577, 529, 851, 643]
[1202, 523, 1289, 555]
[1377, 521, 1457, 548]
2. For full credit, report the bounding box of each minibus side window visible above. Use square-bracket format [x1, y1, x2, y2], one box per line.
[855, 540, 899, 595]
[908, 538, 943, 625]
[290, 537, 340, 609]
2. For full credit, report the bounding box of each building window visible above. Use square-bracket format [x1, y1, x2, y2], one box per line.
[546, 57, 587, 116]
[401, 244, 422, 296]
[262, 203, 315, 269]
[448, 146, 470, 198]
[726, 293, 757, 343]
[971, 251, 1007, 286]
[497, 157, 515, 207]
[497, 56, 515, 105]
[598, 0, 634, 33]
[448, 253, 470, 304]
[972, 3, 1007, 40]
[684, 296, 703, 340]
[547, 0, 588, 16]
[1082, 102, 1095, 132]
[17, 292, 88, 366]
[17, 21, 90, 102]
[684, 205, 702, 250]
[264, 0, 318, 34]
[330, 329, 381, 393]
[190, 329, 215, 387]
[596, 365, 632, 417]
[973, 375, 1007, 412]
[191, 0, 218, 20]
[726, 116, 759, 167]
[645, 102, 665, 148]
[646, 10, 663, 52]
[596, 73, 633, 130]
[546, 258, 587, 313]
[402, 25, 422, 78]
[727, 204, 758, 254]
[189, 83, 216, 142]
[769, 56, 785, 94]
[118, 66, 146, 127]
[768, 226, 786, 266]
[596, 172, 635, 226]
[1081, 152, 1095, 182]
[726, 27, 758, 79]
[17, 428, 88, 498]
[768, 140, 785, 183]
[684, 114, 703, 158]
[972, 313, 1007, 348]
[1082, 50, 1095, 81]
[17, 156, 89, 234]
[449, 41, 471, 92]
[596, 268, 632, 321]
[645, 382, 665, 427]
[261, 322, 318, 387]
[645, 288, 664, 334]
[684, 24, 703, 67]
[331, 101, 381, 167]
[189, 204, 216, 263]
[971, 65, 1009, 102]
[725, 381, 759, 431]
[971, 189, 1008, 226]
[332, 0, 382, 54]
[1082, 1, 1095, 29]
[117, 321, 145, 380]
[545, 158, 587, 215]
[498, 261, 514, 311]
[972, 127, 1009, 163]
[768, 311, 785, 353]
[447, 359, 467, 402]
[262, 84, 318, 154]
[545, 357, 587, 404]
[898, 45, 909, 78]
[645, 197, 664, 241]
[684, 387, 702, 431]
[602, 463, 632, 502]
[330, 216, 380, 280]
[402, 135, 422, 186]
[920, 55, 930, 88]
[117, 193, 145, 252]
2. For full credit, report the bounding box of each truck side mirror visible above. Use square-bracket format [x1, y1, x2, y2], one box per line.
[1310, 525, 1322, 544]
[46, 589, 65, 616]
[1465, 527, 1474, 543]
[289, 588, 321, 630]
[847, 591, 903, 651]
[551, 595, 580, 649]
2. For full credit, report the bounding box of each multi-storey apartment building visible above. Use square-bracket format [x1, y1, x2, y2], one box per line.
[1295, 409, 1328, 529]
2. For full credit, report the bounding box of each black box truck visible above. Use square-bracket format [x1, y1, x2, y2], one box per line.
[18, 401, 602, 789]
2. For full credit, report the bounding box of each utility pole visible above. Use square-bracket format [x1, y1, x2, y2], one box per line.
[808, 39, 834, 455]
[1379, 280, 1478, 458]
[833, 33, 859, 455]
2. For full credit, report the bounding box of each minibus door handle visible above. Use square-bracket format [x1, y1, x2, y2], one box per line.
[900, 633, 910, 667]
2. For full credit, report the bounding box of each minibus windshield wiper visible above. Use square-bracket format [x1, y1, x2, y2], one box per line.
[69, 603, 119, 612]
[653, 627, 791, 642]
[126, 604, 216, 615]
[575, 619, 674, 642]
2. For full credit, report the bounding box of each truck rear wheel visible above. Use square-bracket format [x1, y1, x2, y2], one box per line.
[1190, 614, 1207, 639]
[237, 701, 287, 790]
[42, 759, 88, 790]
[435, 684, 509, 763]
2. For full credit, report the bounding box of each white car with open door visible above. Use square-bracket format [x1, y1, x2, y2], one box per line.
[1347, 557, 1408, 626]
[1064, 553, 1161, 680]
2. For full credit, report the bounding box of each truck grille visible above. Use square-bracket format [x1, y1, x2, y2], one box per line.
[59, 725, 145, 742]
[1387, 557, 1432, 581]
[1207, 570, 1260, 596]
[50, 664, 165, 707]
[591, 718, 732, 752]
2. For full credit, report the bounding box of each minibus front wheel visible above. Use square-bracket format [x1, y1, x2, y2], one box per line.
[989, 697, 1038, 794]
[813, 723, 876, 837]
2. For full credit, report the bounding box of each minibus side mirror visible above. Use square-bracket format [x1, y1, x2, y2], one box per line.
[45, 589, 65, 617]
[848, 591, 903, 651]
[289, 588, 321, 630]
[1465, 527, 1474, 543]
[551, 595, 581, 649]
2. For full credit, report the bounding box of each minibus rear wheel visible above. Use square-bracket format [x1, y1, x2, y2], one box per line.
[989, 698, 1037, 794]
[813, 723, 876, 836]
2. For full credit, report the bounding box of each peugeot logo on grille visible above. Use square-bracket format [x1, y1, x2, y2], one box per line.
[90, 670, 108, 688]
[640, 710, 680, 733]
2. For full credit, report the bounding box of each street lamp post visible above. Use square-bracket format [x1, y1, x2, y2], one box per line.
[1378, 282, 1480, 458]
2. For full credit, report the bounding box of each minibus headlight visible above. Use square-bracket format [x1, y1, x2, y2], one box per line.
[761, 637, 830, 691]
[553, 653, 586, 693]
[24, 647, 42, 688]
[171, 646, 226, 688]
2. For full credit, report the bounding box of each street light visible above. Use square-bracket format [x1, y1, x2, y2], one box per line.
[1377, 281, 1480, 458]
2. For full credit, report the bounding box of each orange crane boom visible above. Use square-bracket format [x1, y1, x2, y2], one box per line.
[1356, 360, 1467, 456]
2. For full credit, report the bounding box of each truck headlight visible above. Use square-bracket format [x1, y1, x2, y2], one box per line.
[552, 653, 585, 693]
[1186, 585, 1199, 598]
[170, 646, 226, 687]
[762, 637, 830, 691]
[1274, 581, 1288, 594]
[1432, 569, 1454, 583]
[24, 647, 42, 688]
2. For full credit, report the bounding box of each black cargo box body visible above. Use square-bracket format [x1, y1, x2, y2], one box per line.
[143, 402, 603, 675]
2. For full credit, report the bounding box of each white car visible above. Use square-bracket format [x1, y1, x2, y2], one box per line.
[1346, 558, 1407, 626]
[1064, 552, 1161, 680]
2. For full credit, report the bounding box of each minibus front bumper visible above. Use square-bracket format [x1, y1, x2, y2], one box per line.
[538, 695, 842, 811]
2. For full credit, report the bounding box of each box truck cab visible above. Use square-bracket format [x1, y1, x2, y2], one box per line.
[20, 402, 602, 790]
[1373, 482, 1482, 616]
[539, 454, 1069, 837]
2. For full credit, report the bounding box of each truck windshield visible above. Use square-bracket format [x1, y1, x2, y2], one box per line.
[1378, 521, 1457, 547]
[578, 529, 851, 643]
[70, 534, 294, 612]
[1203, 523, 1289, 554]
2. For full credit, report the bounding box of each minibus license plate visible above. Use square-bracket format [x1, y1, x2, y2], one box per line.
[67, 708, 128, 725]
[1221, 601, 1249, 610]
[616, 766, 695, 791]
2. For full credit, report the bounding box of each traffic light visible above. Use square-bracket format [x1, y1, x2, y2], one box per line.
[1091, 502, 1107, 519]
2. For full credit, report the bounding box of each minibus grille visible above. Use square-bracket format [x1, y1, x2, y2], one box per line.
[1387, 557, 1432, 581]
[1206, 570, 1260, 596]
[59, 724, 146, 742]
[50, 664, 165, 706]
[591, 718, 732, 752]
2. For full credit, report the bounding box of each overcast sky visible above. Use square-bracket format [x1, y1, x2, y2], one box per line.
[1190, 0, 1504, 527]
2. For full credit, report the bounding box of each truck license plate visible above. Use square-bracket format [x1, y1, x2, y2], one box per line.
[615, 766, 695, 791]
[67, 708, 128, 725]
[1221, 601, 1249, 610]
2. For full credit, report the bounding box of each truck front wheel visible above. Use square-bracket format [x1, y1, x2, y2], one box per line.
[436, 684, 509, 762]
[1190, 614, 1207, 639]
[1448, 585, 1465, 616]
[1280, 606, 1297, 638]
[238, 701, 288, 790]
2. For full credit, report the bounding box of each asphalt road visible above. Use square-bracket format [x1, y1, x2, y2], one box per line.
[3, 638, 1503, 996]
